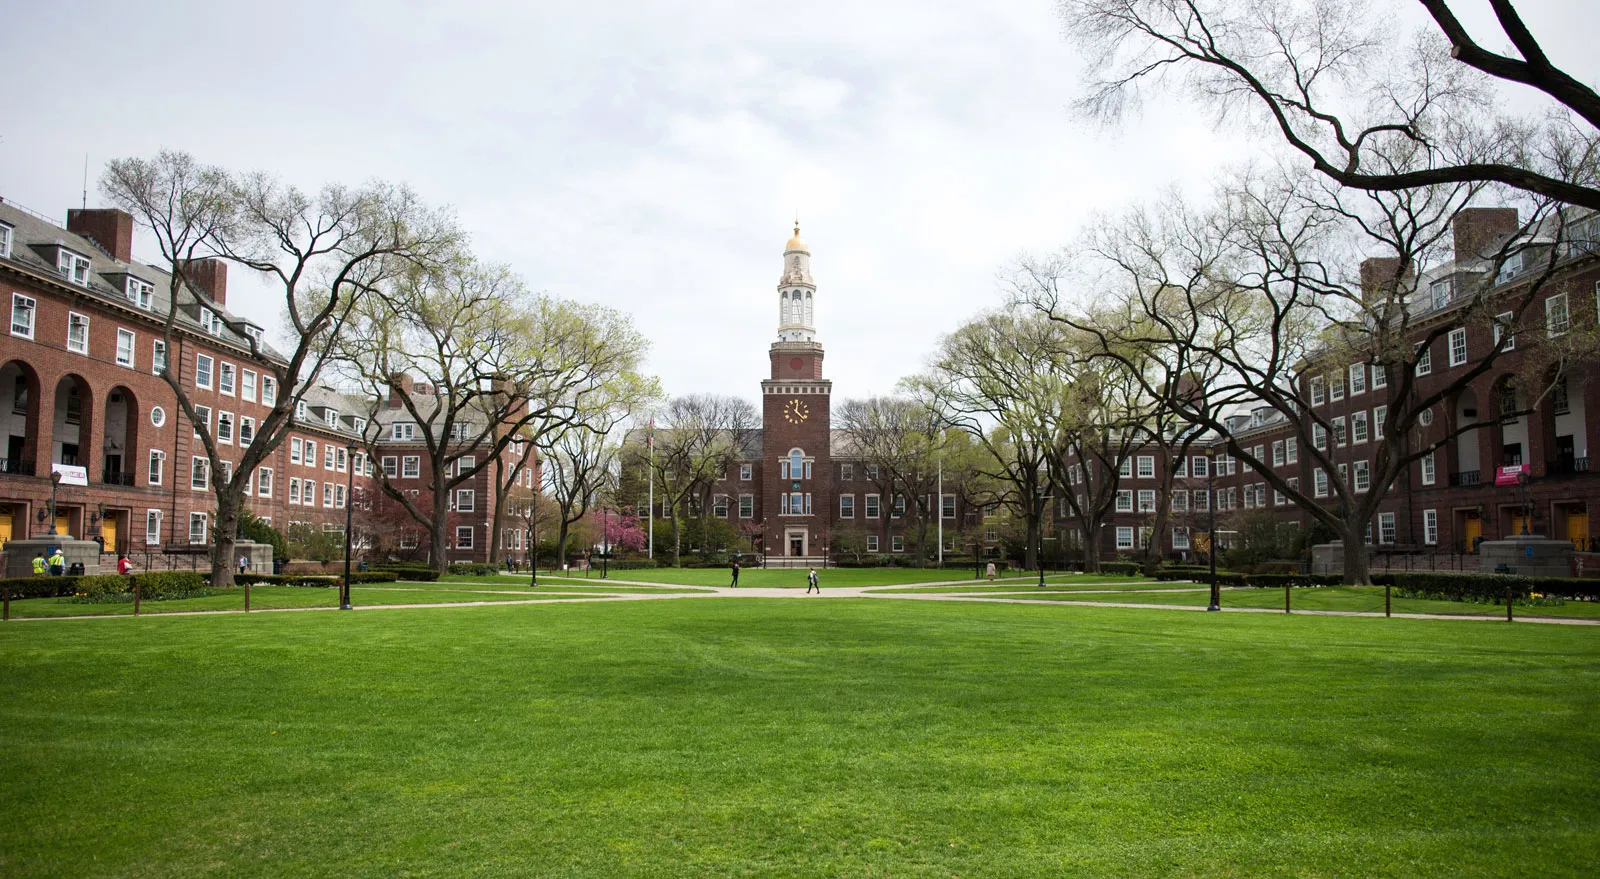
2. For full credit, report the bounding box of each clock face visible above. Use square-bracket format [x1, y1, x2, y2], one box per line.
[783, 398, 809, 424]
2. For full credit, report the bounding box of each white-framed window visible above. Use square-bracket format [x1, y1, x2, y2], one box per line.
[1373, 406, 1386, 441]
[1118, 457, 1132, 478]
[1116, 527, 1135, 549]
[336, 484, 346, 509]
[383, 456, 398, 478]
[296, 400, 308, 421]
[1310, 375, 1325, 406]
[145, 509, 162, 545]
[1272, 441, 1285, 467]
[239, 416, 254, 447]
[217, 460, 232, 487]
[866, 535, 879, 552]
[1494, 312, 1516, 351]
[0, 222, 10, 258]
[1116, 489, 1133, 512]
[9, 293, 34, 339]
[1370, 363, 1386, 390]
[1415, 343, 1431, 376]
[148, 450, 165, 486]
[1192, 455, 1208, 477]
[1379, 511, 1396, 544]
[1448, 328, 1468, 367]
[195, 354, 213, 389]
[455, 526, 474, 550]
[1171, 491, 1188, 513]
[66, 312, 89, 354]
[190, 456, 209, 490]
[865, 494, 880, 518]
[324, 445, 335, 469]
[1547, 293, 1570, 336]
[892, 495, 906, 518]
[305, 441, 317, 468]
[1172, 527, 1190, 550]
[238, 369, 256, 403]
[323, 483, 335, 507]
[942, 494, 957, 519]
[1314, 469, 1328, 498]
[839, 494, 855, 518]
[1136, 489, 1156, 512]
[192, 405, 210, 439]
[1313, 423, 1327, 451]
[57, 248, 90, 286]
[115, 329, 136, 366]
[152, 339, 167, 374]
[1333, 416, 1347, 446]
[1286, 437, 1298, 464]
[402, 456, 420, 478]
[216, 411, 233, 445]
[324, 409, 339, 428]
[1352, 411, 1368, 444]
[1420, 452, 1435, 486]
[1194, 489, 1209, 512]
[740, 463, 752, 480]
[261, 377, 276, 406]
[289, 477, 301, 505]
[1136, 456, 1155, 478]
[1172, 457, 1187, 478]
[1349, 363, 1366, 395]
[1330, 376, 1345, 401]
[304, 481, 316, 506]
[1423, 509, 1438, 545]
[290, 437, 303, 464]
[1252, 445, 1264, 463]
[841, 463, 854, 481]
[258, 467, 273, 498]
[188, 512, 208, 545]
[1339, 463, 1349, 488]
[336, 447, 348, 472]
[456, 489, 475, 512]
[1354, 460, 1370, 492]
[739, 494, 754, 518]
[391, 422, 416, 441]
[891, 536, 904, 553]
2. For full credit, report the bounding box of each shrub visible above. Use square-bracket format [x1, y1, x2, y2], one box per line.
[235, 574, 340, 588]
[0, 576, 79, 599]
[1097, 562, 1142, 576]
[448, 563, 503, 576]
[1247, 573, 1343, 588]
[372, 565, 441, 582]
[1371, 572, 1600, 604]
[606, 559, 659, 570]
[345, 571, 399, 584]
[67, 571, 211, 604]
[1156, 567, 1241, 582]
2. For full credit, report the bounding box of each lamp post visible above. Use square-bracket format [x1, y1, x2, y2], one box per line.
[47, 469, 62, 537]
[1518, 471, 1532, 535]
[341, 444, 355, 610]
[529, 487, 539, 588]
[1206, 447, 1220, 612]
[1037, 491, 1051, 589]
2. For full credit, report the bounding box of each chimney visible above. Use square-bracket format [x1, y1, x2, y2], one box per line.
[1358, 257, 1412, 302]
[387, 373, 413, 409]
[181, 258, 229, 306]
[66, 208, 134, 263]
[1452, 208, 1520, 263]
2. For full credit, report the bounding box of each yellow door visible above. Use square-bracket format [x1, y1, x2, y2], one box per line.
[1568, 512, 1589, 550]
[0, 511, 11, 551]
[1510, 515, 1528, 537]
[55, 513, 69, 537]
[1463, 513, 1481, 552]
[101, 515, 118, 554]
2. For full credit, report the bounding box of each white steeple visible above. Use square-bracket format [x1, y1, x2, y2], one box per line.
[777, 221, 816, 342]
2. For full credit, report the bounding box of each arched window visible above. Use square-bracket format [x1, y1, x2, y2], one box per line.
[804, 291, 813, 325]
[789, 448, 805, 481]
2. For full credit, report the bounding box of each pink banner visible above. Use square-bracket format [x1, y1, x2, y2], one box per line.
[1494, 465, 1526, 486]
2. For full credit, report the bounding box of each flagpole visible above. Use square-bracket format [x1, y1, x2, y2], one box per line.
[937, 458, 944, 568]
[647, 428, 654, 560]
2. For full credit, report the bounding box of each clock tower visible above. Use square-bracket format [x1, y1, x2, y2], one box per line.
[761, 223, 832, 559]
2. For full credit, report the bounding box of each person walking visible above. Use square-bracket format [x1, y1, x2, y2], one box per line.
[118, 554, 133, 575]
[238, 554, 250, 575]
[48, 547, 65, 577]
[985, 561, 997, 581]
[31, 551, 47, 576]
[806, 567, 820, 594]
[730, 559, 740, 588]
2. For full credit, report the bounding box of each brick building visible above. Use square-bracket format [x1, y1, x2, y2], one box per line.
[0, 197, 520, 567]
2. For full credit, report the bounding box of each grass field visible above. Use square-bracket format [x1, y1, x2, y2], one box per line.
[2, 596, 1597, 877]
[1003, 584, 1600, 619]
[545, 566, 1070, 588]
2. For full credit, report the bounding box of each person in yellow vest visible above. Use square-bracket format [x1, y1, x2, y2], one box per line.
[48, 547, 65, 577]
[31, 552, 47, 576]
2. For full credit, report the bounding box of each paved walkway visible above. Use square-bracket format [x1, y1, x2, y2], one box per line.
[6, 575, 1597, 626]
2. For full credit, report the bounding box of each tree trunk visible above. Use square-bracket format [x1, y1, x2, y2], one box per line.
[487, 463, 510, 565]
[1079, 521, 1101, 573]
[1023, 515, 1039, 571]
[1342, 531, 1372, 586]
[670, 509, 681, 567]
[431, 495, 450, 575]
[210, 487, 241, 589]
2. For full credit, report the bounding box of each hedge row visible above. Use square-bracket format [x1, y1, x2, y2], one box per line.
[448, 563, 503, 576]
[72, 572, 211, 602]
[1154, 567, 1341, 587]
[1371, 572, 1600, 603]
[0, 576, 78, 599]
[370, 565, 442, 582]
[1097, 562, 1142, 576]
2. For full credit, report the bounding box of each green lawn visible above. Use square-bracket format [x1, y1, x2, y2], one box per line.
[1009, 584, 1600, 619]
[1, 585, 653, 619]
[873, 578, 1188, 594]
[558, 566, 1057, 588]
[2, 599, 1597, 876]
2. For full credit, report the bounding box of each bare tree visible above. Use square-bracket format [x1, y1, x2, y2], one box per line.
[103, 150, 460, 587]
[1061, 0, 1600, 209]
[639, 395, 759, 567]
[341, 260, 648, 573]
[835, 398, 946, 564]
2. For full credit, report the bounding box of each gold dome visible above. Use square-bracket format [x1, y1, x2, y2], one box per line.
[785, 221, 807, 252]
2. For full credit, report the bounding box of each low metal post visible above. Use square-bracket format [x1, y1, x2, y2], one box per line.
[134, 579, 141, 616]
[1385, 582, 1391, 618]
[1285, 582, 1291, 614]
[244, 579, 251, 613]
[1506, 585, 1514, 622]
[3, 587, 9, 622]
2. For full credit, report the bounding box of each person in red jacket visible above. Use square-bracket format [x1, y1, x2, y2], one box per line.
[117, 555, 133, 575]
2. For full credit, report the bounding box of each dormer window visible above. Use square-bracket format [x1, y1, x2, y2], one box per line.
[295, 400, 308, 421]
[57, 248, 91, 286]
[325, 409, 339, 428]
[125, 276, 154, 310]
[1496, 251, 1526, 284]
[391, 422, 416, 441]
[0, 222, 12, 258]
[200, 308, 224, 336]
[352, 417, 367, 435]
[243, 325, 262, 344]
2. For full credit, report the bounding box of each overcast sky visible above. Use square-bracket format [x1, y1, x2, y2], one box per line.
[1, 1, 1595, 407]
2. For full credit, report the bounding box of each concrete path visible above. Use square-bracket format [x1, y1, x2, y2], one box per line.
[6, 575, 1597, 626]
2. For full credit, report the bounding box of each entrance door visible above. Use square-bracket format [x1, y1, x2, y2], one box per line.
[55, 513, 69, 537]
[101, 514, 118, 554]
[0, 508, 11, 551]
[1568, 510, 1589, 551]
[1510, 514, 1529, 537]
[1463, 511, 1482, 552]
[789, 535, 804, 557]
